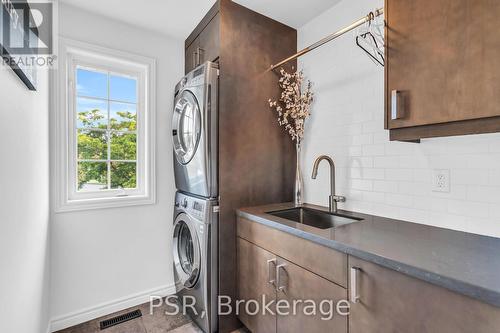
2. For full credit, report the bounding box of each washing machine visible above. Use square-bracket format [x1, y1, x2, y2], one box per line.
[173, 191, 218, 333]
[173, 62, 218, 199]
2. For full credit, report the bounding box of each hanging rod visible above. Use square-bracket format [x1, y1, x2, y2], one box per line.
[269, 7, 384, 71]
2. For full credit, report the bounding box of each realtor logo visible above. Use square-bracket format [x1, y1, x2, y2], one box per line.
[1, 0, 57, 90]
[1, 0, 53, 54]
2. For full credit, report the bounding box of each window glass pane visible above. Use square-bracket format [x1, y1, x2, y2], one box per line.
[110, 74, 137, 103]
[78, 162, 108, 191]
[110, 132, 137, 160]
[110, 162, 137, 189]
[110, 102, 137, 131]
[77, 68, 107, 99]
[77, 130, 107, 160]
[77, 98, 108, 129]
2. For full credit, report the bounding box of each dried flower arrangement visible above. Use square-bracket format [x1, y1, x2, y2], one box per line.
[269, 68, 313, 206]
[268, 68, 313, 142]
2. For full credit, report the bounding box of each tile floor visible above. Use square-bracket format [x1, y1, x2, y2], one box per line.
[54, 301, 249, 333]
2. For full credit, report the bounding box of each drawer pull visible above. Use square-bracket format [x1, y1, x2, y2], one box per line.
[276, 264, 288, 293]
[267, 258, 277, 286]
[350, 266, 361, 303]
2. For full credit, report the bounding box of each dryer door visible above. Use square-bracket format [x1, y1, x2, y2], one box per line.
[173, 213, 201, 289]
[173, 90, 202, 165]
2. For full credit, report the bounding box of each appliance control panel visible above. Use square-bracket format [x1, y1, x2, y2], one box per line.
[175, 192, 217, 222]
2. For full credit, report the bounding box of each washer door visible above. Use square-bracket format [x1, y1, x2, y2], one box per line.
[173, 90, 202, 165]
[173, 213, 201, 289]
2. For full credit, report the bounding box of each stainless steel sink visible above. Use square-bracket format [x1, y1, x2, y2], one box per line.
[266, 207, 362, 229]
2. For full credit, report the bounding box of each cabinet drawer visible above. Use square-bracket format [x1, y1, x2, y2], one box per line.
[277, 257, 348, 333]
[237, 217, 347, 287]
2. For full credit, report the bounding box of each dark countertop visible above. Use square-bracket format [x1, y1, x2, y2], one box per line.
[237, 202, 500, 308]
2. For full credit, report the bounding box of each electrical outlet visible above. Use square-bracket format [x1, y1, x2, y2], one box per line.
[432, 169, 450, 193]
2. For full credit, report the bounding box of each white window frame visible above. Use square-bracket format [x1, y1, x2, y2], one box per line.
[53, 38, 156, 212]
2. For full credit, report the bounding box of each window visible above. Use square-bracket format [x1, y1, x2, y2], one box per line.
[54, 39, 156, 211]
[75, 68, 138, 192]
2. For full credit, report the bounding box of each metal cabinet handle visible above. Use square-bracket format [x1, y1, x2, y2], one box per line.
[192, 51, 198, 68]
[267, 259, 277, 286]
[350, 267, 361, 304]
[196, 47, 204, 66]
[276, 264, 288, 293]
[391, 90, 404, 120]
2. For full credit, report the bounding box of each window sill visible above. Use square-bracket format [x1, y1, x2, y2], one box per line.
[54, 194, 156, 213]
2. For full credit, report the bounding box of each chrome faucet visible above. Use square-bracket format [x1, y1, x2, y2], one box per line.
[311, 155, 346, 213]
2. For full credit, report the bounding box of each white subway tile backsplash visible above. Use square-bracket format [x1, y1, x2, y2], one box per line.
[300, 0, 500, 237]
[398, 208, 429, 224]
[465, 217, 500, 238]
[452, 169, 489, 185]
[363, 191, 386, 203]
[385, 169, 413, 182]
[386, 193, 414, 208]
[349, 157, 373, 168]
[428, 212, 468, 231]
[362, 120, 383, 133]
[348, 146, 362, 156]
[489, 169, 500, 186]
[385, 142, 415, 156]
[351, 133, 373, 145]
[399, 154, 429, 169]
[351, 179, 374, 191]
[446, 200, 490, 218]
[467, 186, 500, 203]
[362, 144, 385, 156]
[489, 204, 500, 218]
[413, 169, 432, 183]
[374, 156, 400, 168]
[373, 131, 390, 144]
[373, 180, 399, 193]
[398, 182, 429, 196]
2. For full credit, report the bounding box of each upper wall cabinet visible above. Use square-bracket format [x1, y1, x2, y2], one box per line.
[185, 10, 220, 73]
[385, 0, 500, 141]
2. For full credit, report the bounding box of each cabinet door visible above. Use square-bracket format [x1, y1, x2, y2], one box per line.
[185, 38, 200, 74]
[237, 238, 277, 333]
[349, 256, 500, 333]
[386, 0, 500, 129]
[198, 13, 220, 64]
[276, 258, 348, 333]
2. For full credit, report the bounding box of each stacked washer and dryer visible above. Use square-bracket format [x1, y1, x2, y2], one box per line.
[172, 62, 219, 333]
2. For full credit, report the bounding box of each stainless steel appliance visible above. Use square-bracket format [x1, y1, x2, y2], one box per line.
[173, 191, 218, 333]
[172, 62, 218, 199]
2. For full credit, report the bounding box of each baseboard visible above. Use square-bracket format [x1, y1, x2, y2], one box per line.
[49, 283, 176, 332]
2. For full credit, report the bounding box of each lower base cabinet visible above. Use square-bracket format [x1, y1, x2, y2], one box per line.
[237, 237, 277, 333]
[237, 237, 348, 333]
[348, 256, 500, 333]
[236, 218, 500, 332]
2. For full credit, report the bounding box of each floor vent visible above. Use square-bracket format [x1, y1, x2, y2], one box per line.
[99, 309, 142, 330]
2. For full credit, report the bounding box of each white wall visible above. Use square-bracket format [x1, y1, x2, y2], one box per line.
[0, 64, 50, 330]
[299, 0, 500, 238]
[50, 3, 183, 329]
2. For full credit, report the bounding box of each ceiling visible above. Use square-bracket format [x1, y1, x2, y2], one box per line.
[59, 0, 339, 39]
[234, 0, 340, 28]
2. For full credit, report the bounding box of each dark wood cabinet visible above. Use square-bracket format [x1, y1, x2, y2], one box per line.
[237, 238, 277, 333]
[237, 237, 347, 333]
[349, 256, 500, 333]
[185, 37, 200, 74]
[185, 1, 297, 331]
[185, 10, 220, 73]
[385, 0, 500, 141]
[198, 14, 220, 65]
